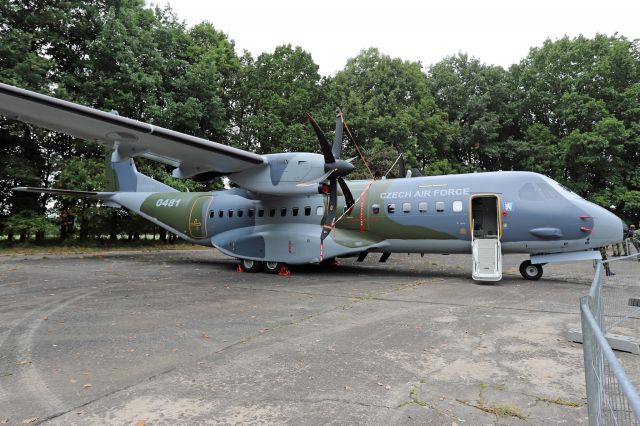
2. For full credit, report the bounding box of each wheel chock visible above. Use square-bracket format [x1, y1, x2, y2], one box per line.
[277, 266, 291, 276]
[236, 264, 245, 273]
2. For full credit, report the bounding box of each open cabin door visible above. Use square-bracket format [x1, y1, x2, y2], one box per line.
[471, 195, 502, 281]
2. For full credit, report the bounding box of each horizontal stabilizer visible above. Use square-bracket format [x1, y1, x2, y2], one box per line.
[12, 187, 116, 200]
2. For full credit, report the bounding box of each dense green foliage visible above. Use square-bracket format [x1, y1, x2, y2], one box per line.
[1, 1, 639, 242]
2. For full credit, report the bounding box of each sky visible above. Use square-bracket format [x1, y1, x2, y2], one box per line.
[160, 0, 639, 76]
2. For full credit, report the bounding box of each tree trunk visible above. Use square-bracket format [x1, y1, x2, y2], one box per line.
[159, 229, 167, 243]
[79, 202, 89, 241]
[7, 232, 13, 243]
[35, 230, 45, 243]
[109, 211, 118, 241]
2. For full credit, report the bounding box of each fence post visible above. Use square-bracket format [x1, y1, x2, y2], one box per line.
[581, 296, 599, 426]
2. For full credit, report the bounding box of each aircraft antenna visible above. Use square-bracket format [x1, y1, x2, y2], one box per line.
[343, 121, 375, 180]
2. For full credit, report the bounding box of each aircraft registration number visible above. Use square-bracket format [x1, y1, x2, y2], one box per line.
[155, 198, 182, 207]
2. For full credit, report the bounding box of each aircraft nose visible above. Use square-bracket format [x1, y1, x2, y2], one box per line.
[586, 204, 625, 246]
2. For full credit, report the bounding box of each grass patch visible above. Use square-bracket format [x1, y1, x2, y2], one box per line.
[0, 240, 208, 256]
[397, 385, 433, 409]
[484, 404, 528, 419]
[362, 292, 379, 300]
[456, 383, 528, 420]
[541, 397, 582, 407]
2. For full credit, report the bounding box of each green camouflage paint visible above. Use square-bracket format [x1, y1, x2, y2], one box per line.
[140, 192, 212, 239]
[334, 180, 456, 245]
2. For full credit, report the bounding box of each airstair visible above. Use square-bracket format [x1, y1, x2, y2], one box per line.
[472, 237, 502, 281]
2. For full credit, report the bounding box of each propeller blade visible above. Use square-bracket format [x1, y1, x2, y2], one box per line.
[321, 178, 338, 241]
[338, 177, 355, 210]
[332, 108, 344, 159]
[296, 169, 334, 187]
[305, 112, 335, 163]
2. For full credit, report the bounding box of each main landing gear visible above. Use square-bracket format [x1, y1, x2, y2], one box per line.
[239, 258, 262, 273]
[238, 259, 290, 275]
[519, 260, 543, 280]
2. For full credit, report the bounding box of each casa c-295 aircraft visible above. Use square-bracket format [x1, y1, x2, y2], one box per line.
[0, 82, 625, 281]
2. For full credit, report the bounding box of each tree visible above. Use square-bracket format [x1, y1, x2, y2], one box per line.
[427, 53, 518, 171]
[236, 45, 323, 154]
[513, 34, 640, 217]
[328, 48, 450, 175]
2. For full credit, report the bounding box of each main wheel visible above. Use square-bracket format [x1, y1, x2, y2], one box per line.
[240, 259, 262, 273]
[320, 257, 337, 267]
[263, 261, 284, 274]
[519, 260, 543, 280]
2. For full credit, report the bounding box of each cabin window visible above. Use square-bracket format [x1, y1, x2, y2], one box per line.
[452, 201, 463, 212]
[258, 209, 264, 217]
[228, 209, 234, 218]
[436, 202, 444, 212]
[292, 207, 299, 216]
[238, 209, 243, 218]
[402, 202, 411, 213]
[316, 206, 324, 215]
[304, 206, 311, 216]
[209, 211, 215, 219]
[387, 203, 396, 214]
[248, 208, 255, 218]
[281, 208, 287, 216]
[218, 210, 224, 218]
[418, 202, 428, 213]
[269, 208, 276, 217]
[372, 204, 380, 214]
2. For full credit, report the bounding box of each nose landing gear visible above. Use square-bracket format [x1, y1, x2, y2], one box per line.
[519, 260, 543, 280]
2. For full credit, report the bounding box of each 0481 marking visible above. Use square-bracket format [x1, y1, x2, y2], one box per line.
[155, 198, 182, 207]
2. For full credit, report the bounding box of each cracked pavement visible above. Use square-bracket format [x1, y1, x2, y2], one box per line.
[1, 248, 637, 424]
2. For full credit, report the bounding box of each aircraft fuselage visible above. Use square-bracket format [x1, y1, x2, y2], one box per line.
[114, 171, 624, 265]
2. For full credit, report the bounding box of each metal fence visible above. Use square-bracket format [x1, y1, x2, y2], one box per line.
[581, 254, 640, 425]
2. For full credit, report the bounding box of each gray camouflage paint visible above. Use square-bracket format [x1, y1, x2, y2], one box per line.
[105, 157, 623, 265]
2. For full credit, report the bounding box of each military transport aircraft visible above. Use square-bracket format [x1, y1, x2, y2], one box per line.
[0, 82, 626, 281]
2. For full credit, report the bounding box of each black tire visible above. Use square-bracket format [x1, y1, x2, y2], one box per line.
[263, 261, 284, 274]
[519, 260, 543, 280]
[240, 259, 262, 273]
[320, 258, 337, 267]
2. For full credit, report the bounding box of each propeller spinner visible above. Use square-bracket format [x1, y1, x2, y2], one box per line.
[305, 108, 356, 242]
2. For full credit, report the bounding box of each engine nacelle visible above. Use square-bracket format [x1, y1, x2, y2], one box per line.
[228, 153, 328, 195]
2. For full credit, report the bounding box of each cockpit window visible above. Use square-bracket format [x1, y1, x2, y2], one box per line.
[519, 183, 542, 201]
[545, 178, 584, 200]
[518, 181, 560, 201]
[537, 181, 560, 199]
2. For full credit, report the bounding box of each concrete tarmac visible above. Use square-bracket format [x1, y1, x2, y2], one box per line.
[0, 248, 636, 424]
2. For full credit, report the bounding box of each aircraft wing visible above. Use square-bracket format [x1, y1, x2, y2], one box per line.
[0, 82, 265, 178]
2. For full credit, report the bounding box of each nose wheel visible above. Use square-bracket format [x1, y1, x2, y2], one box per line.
[519, 260, 543, 280]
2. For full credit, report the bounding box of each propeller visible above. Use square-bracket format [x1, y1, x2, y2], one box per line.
[305, 108, 356, 242]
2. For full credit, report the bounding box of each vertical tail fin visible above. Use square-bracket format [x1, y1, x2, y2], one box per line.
[105, 152, 177, 193]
